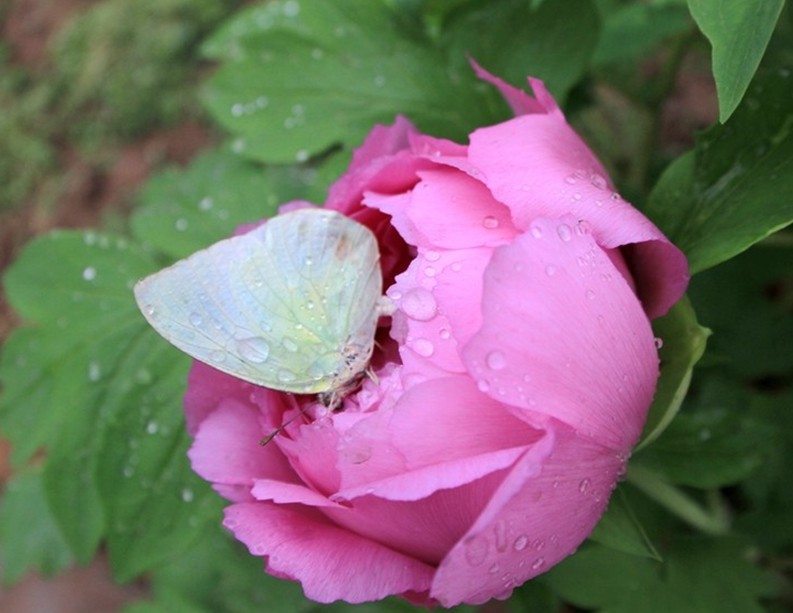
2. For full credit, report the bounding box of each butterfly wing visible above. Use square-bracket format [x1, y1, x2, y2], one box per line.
[134, 208, 382, 393]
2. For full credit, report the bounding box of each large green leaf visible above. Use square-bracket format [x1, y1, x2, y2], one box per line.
[442, 0, 600, 100]
[688, 0, 785, 122]
[637, 298, 710, 450]
[645, 65, 793, 273]
[201, 0, 496, 164]
[0, 468, 74, 583]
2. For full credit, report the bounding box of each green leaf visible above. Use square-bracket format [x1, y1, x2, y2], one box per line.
[637, 297, 710, 450]
[589, 486, 662, 560]
[131, 149, 318, 260]
[634, 405, 766, 489]
[2, 231, 161, 561]
[95, 334, 222, 581]
[0, 468, 74, 583]
[688, 0, 785, 122]
[645, 65, 793, 273]
[594, 0, 692, 66]
[443, 0, 600, 100]
[1, 231, 217, 575]
[201, 0, 495, 164]
[688, 243, 793, 379]
[545, 538, 777, 613]
[129, 527, 311, 613]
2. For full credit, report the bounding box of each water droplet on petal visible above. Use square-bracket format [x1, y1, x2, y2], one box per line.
[513, 535, 529, 551]
[579, 478, 591, 493]
[486, 350, 506, 370]
[450, 262, 462, 272]
[412, 338, 434, 357]
[477, 379, 490, 393]
[530, 225, 543, 239]
[425, 250, 440, 262]
[439, 328, 451, 340]
[464, 535, 489, 566]
[531, 558, 545, 570]
[424, 266, 437, 277]
[237, 338, 270, 363]
[482, 215, 499, 229]
[545, 264, 557, 277]
[586, 289, 596, 300]
[400, 288, 437, 321]
[591, 173, 607, 189]
[557, 224, 572, 242]
[654, 337, 664, 349]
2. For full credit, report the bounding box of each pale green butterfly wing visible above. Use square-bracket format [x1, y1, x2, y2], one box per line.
[134, 208, 382, 394]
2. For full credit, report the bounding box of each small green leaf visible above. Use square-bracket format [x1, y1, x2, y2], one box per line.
[131, 149, 317, 260]
[201, 0, 494, 164]
[637, 298, 710, 450]
[545, 537, 777, 612]
[0, 468, 74, 584]
[645, 65, 793, 273]
[594, 1, 692, 66]
[443, 0, 600, 100]
[635, 389, 767, 489]
[590, 486, 662, 560]
[688, 0, 785, 122]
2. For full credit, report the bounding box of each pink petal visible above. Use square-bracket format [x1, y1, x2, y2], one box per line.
[275, 416, 343, 495]
[188, 399, 297, 487]
[325, 116, 421, 215]
[431, 419, 624, 606]
[470, 59, 547, 116]
[337, 376, 545, 497]
[462, 216, 658, 452]
[251, 479, 343, 509]
[405, 169, 519, 249]
[183, 361, 254, 435]
[224, 503, 434, 603]
[386, 247, 493, 376]
[468, 114, 688, 318]
[408, 133, 468, 158]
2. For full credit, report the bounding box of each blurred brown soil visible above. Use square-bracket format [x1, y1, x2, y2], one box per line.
[0, 1, 213, 611]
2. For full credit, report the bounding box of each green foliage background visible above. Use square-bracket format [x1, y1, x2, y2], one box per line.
[1, 0, 792, 611]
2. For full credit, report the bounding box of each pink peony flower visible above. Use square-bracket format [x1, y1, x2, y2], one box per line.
[184, 69, 689, 606]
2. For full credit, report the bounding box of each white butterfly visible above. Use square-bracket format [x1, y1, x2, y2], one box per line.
[134, 208, 391, 408]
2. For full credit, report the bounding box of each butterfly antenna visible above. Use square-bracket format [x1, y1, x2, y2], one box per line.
[259, 415, 296, 446]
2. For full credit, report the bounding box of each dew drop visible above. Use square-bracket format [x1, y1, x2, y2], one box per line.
[282, 0, 300, 17]
[530, 225, 543, 239]
[425, 250, 440, 262]
[654, 337, 664, 349]
[578, 478, 591, 493]
[424, 266, 437, 277]
[572, 192, 582, 201]
[146, 420, 159, 435]
[282, 337, 299, 352]
[586, 289, 596, 300]
[513, 535, 529, 551]
[181, 488, 194, 502]
[256, 95, 269, 108]
[556, 224, 572, 242]
[463, 535, 489, 566]
[231, 103, 244, 117]
[175, 218, 188, 232]
[482, 215, 499, 229]
[591, 173, 607, 189]
[439, 328, 451, 340]
[564, 174, 576, 185]
[412, 338, 435, 357]
[277, 369, 296, 383]
[488, 563, 500, 575]
[295, 149, 309, 162]
[477, 379, 490, 393]
[87, 361, 101, 382]
[531, 557, 545, 570]
[450, 262, 462, 272]
[486, 350, 506, 371]
[82, 266, 97, 281]
[236, 338, 270, 363]
[545, 264, 557, 277]
[400, 288, 437, 321]
[189, 312, 203, 327]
